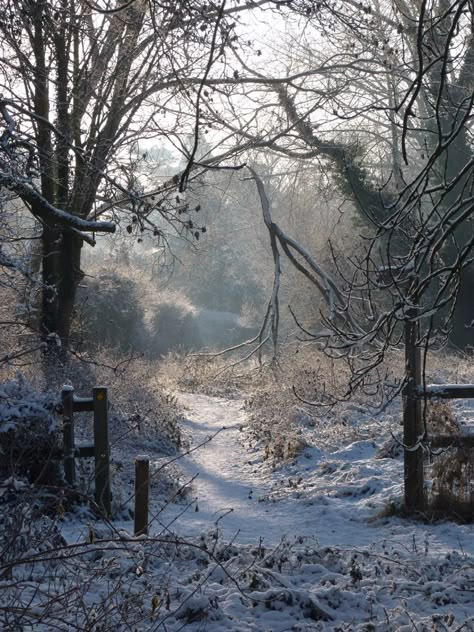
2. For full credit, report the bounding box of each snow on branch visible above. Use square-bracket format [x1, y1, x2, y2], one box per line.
[1, 174, 116, 236]
[0, 101, 115, 243]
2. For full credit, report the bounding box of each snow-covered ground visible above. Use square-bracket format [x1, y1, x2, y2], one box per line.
[52, 392, 473, 631]
[155, 394, 471, 552]
[2, 391, 473, 630]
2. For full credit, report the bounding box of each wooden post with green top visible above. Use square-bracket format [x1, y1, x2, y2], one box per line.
[93, 387, 111, 516]
[62, 386, 75, 486]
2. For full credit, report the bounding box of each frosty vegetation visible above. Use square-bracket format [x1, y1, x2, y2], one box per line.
[0, 0, 473, 630]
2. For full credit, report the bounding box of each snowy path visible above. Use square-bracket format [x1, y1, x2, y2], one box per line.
[154, 394, 474, 555]
[155, 393, 279, 543]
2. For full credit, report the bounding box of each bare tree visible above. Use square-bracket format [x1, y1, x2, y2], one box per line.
[2, 0, 473, 364]
[197, 0, 474, 354]
[0, 0, 247, 354]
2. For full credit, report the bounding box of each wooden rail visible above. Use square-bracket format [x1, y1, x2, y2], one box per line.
[429, 434, 474, 449]
[417, 384, 474, 399]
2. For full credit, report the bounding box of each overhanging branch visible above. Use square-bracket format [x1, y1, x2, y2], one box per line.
[0, 172, 116, 238]
[247, 165, 364, 358]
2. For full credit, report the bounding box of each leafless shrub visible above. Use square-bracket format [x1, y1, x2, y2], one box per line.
[424, 402, 472, 521]
[148, 291, 199, 358]
[243, 345, 374, 466]
[158, 350, 259, 398]
[429, 448, 473, 522]
[74, 270, 146, 353]
[0, 375, 61, 485]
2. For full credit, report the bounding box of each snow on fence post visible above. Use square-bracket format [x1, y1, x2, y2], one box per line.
[134, 455, 150, 537]
[403, 309, 424, 511]
[93, 387, 111, 516]
[62, 386, 76, 486]
[421, 384, 474, 399]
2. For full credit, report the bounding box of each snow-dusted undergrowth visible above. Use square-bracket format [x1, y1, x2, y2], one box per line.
[1, 519, 473, 631]
[1, 378, 473, 630]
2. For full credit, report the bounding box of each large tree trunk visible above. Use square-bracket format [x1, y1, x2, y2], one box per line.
[41, 226, 83, 352]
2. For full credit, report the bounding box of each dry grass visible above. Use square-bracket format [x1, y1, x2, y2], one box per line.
[425, 348, 473, 384]
[424, 400, 461, 436]
[424, 401, 473, 521]
[238, 344, 385, 466]
[159, 344, 407, 466]
[157, 344, 354, 465]
[429, 448, 473, 521]
[55, 351, 184, 452]
[0, 344, 184, 522]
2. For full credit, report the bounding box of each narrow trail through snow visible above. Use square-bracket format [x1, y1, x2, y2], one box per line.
[155, 394, 473, 555]
[157, 393, 280, 544]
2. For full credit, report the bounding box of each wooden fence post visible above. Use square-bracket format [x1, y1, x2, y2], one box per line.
[403, 311, 424, 511]
[93, 387, 111, 516]
[62, 386, 76, 486]
[134, 455, 150, 536]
